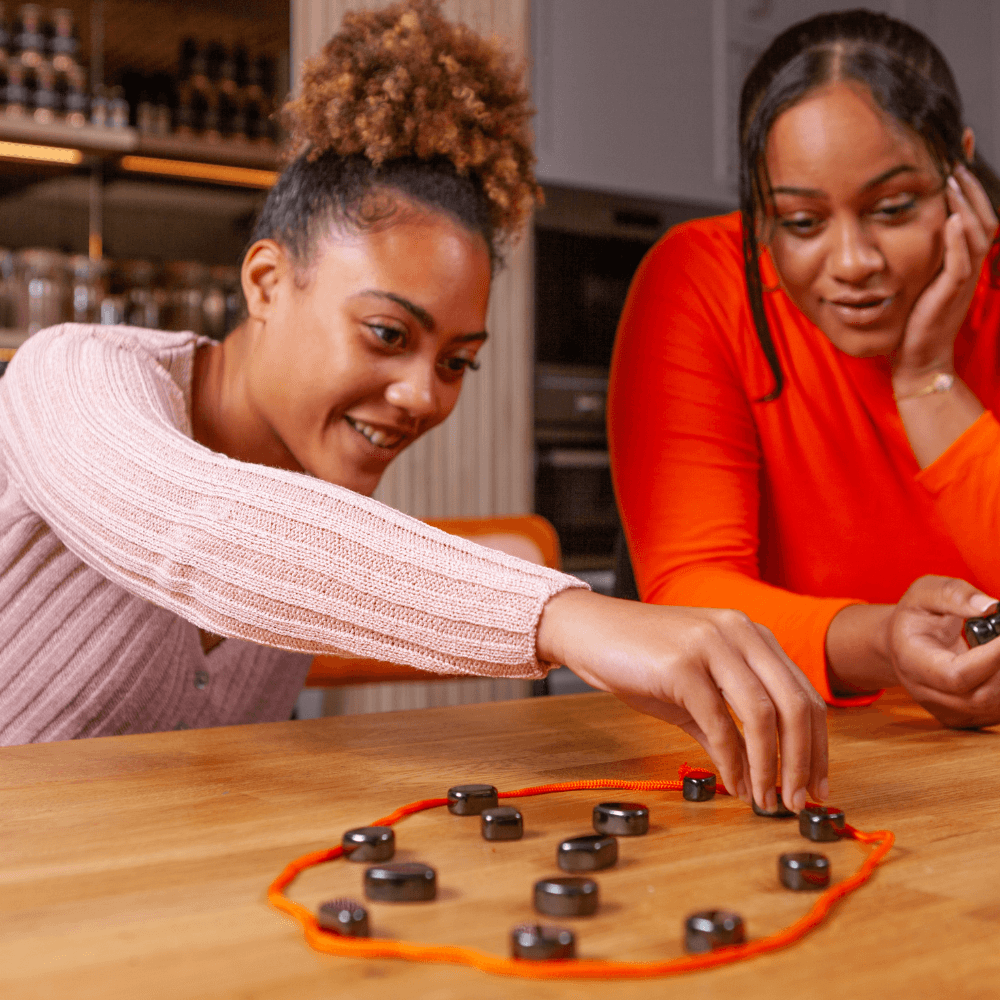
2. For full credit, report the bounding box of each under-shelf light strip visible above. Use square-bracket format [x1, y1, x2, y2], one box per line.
[0, 140, 83, 165]
[119, 155, 278, 189]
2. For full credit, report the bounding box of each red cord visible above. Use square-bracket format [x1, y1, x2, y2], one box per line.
[268, 766, 893, 980]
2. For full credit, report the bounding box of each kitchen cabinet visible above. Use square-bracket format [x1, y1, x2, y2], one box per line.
[531, 0, 1000, 204]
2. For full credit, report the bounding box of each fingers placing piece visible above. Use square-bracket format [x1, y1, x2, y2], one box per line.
[727, 622, 823, 811]
[613, 689, 749, 801]
[700, 632, 779, 812]
[750, 623, 829, 807]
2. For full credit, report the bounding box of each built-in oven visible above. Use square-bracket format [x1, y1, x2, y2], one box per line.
[533, 185, 725, 591]
[534, 364, 615, 581]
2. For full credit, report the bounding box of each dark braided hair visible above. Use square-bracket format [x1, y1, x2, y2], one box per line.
[739, 9, 1000, 401]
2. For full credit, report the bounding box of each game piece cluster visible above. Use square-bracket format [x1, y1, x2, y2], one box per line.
[315, 774, 846, 962]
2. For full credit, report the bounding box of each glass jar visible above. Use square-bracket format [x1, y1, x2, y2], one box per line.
[0, 5, 11, 61]
[201, 273, 226, 341]
[117, 259, 160, 328]
[62, 61, 87, 126]
[14, 4, 44, 69]
[69, 255, 106, 324]
[209, 265, 244, 337]
[15, 248, 70, 335]
[49, 8, 78, 74]
[31, 58, 57, 124]
[161, 261, 206, 334]
[107, 86, 129, 129]
[4, 59, 27, 116]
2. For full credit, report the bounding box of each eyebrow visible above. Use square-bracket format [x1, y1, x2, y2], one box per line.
[355, 289, 489, 342]
[771, 164, 921, 200]
[357, 290, 435, 329]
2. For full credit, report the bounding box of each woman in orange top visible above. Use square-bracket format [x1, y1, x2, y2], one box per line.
[609, 9, 1000, 729]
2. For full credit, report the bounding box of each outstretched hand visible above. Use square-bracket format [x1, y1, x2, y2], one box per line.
[536, 589, 828, 812]
[888, 575, 1000, 728]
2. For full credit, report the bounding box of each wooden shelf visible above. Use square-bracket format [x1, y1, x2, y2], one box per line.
[0, 116, 136, 154]
[0, 116, 280, 171]
[134, 134, 279, 170]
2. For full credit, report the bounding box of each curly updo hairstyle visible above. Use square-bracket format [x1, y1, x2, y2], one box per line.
[740, 9, 1000, 401]
[251, 0, 540, 272]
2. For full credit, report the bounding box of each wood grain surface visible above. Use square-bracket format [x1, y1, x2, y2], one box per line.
[3, 688, 999, 999]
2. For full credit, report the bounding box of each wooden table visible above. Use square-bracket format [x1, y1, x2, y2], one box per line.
[3, 689, 999, 999]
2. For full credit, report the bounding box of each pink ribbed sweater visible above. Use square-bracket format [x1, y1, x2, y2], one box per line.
[0, 324, 583, 745]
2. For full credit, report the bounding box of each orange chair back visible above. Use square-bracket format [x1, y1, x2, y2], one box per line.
[305, 514, 562, 687]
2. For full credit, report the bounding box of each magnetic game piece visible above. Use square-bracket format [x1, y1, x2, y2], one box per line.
[683, 771, 716, 802]
[534, 876, 600, 917]
[593, 801, 649, 836]
[342, 826, 395, 862]
[779, 852, 831, 891]
[752, 793, 795, 818]
[557, 834, 618, 872]
[317, 898, 370, 937]
[481, 805, 523, 841]
[364, 862, 437, 902]
[510, 923, 576, 961]
[799, 806, 846, 842]
[447, 784, 499, 815]
[964, 603, 1000, 646]
[683, 910, 746, 953]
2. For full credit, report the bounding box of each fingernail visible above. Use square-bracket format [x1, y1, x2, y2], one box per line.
[948, 174, 961, 191]
[765, 788, 778, 812]
[736, 779, 748, 803]
[791, 787, 807, 811]
[818, 777, 829, 802]
[970, 595, 998, 614]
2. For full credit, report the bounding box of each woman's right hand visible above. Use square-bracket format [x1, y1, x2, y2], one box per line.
[888, 575, 1000, 728]
[536, 589, 829, 813]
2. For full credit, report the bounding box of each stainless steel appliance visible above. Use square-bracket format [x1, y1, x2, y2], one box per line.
[533, 185, 726, 584]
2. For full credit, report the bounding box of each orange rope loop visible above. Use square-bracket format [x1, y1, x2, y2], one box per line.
[267, 769, 893, 980]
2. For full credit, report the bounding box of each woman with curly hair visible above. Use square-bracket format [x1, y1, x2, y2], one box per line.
[0, 1, 825, 816]
[610, 10, 1000, 730]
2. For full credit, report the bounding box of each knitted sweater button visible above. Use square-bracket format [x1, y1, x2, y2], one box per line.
[194, 670, 210, 690]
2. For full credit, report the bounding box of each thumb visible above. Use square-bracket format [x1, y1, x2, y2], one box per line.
[903, 575, 997, 618]
[968, 594, 999, 616]
[918, 576, 998, 617]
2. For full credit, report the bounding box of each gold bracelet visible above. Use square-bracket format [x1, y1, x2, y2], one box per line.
[893, 371, 955, 401]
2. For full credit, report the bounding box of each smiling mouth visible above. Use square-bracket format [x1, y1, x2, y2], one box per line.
[344, 415, 407, 450]
[824, 295, 895, 326]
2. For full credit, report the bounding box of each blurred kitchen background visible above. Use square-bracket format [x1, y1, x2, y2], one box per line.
[1, 0, 997, 708]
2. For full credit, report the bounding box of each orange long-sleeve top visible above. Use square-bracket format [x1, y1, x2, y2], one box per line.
[608, 212, 1000, 706]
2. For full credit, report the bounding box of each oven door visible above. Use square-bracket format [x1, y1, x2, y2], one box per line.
[535, 446, 620, 577]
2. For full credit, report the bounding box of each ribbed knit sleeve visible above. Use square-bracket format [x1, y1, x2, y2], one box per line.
[0, 324, 585, 679]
